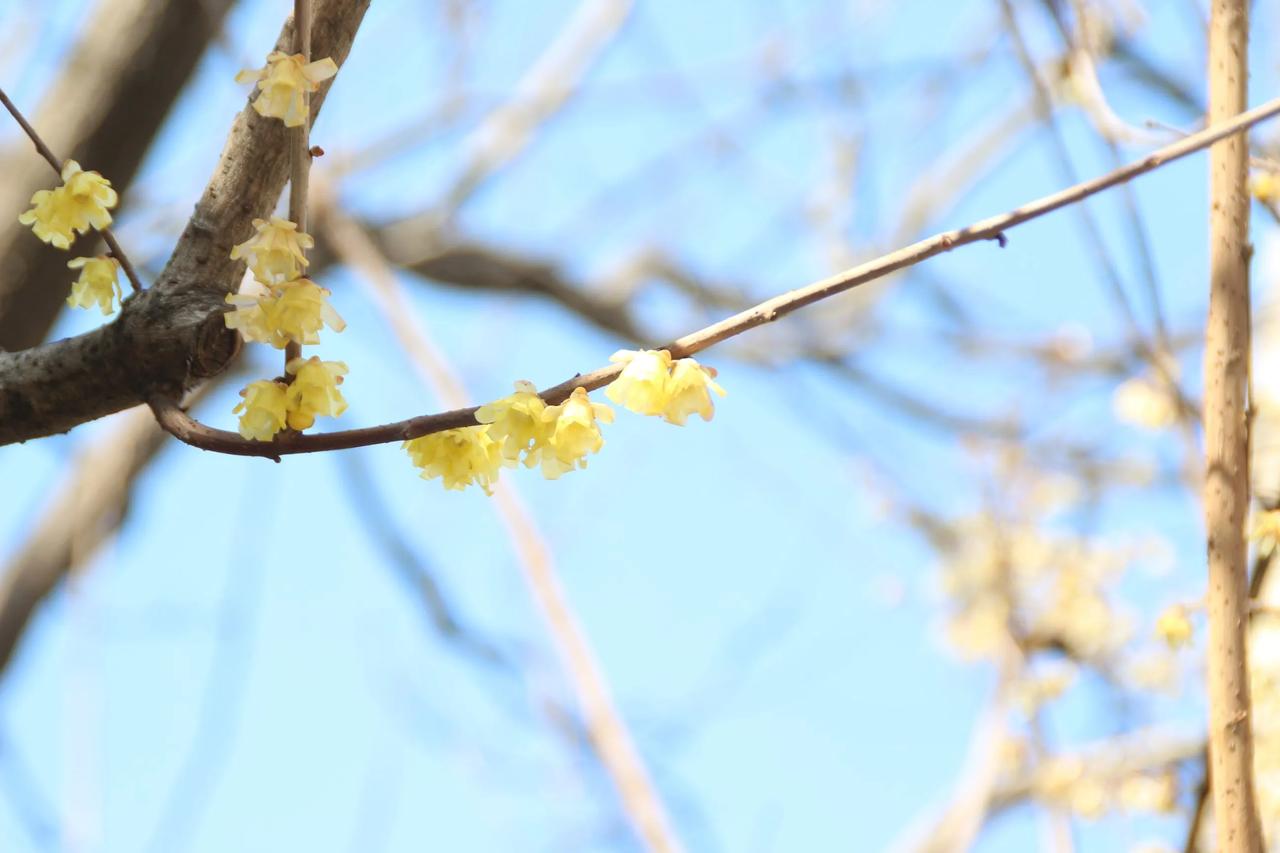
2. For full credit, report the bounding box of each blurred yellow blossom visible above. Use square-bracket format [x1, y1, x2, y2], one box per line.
[1252, 510, 1280, 555]
[1251, 171, 1280, 205]
[1117, 773, 1178, 814]
[18, 160, 117, 248]
[65, 255, 121, 315]
[1155, 605, 1193, 649]
[1113, 375, 1178, 430]
[404, 427, 503, 494]
[230, 217, 313, 285]
[475, 380, 550, 465]
[236, 51, 338, 128]
[283, 356, 348, 431]
[233, 380, 288, 441]
[540, 387, 613, 479]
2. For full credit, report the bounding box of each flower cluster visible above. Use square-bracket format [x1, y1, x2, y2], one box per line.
[407, 349, 727, 494]
[229, 54, 347, 443]
[407, 384, 616, 492]
[236, 51, 338, 128]
[606, 349, 726, 424]
[17, 159, 123, 314]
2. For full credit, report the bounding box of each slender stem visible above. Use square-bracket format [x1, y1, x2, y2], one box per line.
[284, 0, 313, 371]
[0, 86, 144, 294]
[150, 93, 1280, 457]
[1202, 2, 1264, 851]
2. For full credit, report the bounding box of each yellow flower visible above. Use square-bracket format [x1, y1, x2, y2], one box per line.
[65, 256, 122, 315]
[1252, 510, 1280, 556]
[269, 278, 345, 346]
[233, 380, 288, 441]
[662, 357, 726, 425]
[539, 387, 613, 479]
[230, 217, 313, 285]
[18, 160, 117, 248]
[283, 356, 348, 431]
[236, 51, 338, 128]
[1155, 605, 1193, 649]
[606, 349, 673, 416]
[475, 380, 551, 465]
[223, 278, 344, 348]
[404, 427, 503, 494]
[1251, 171, 1280, 205]
[223, 291, 273, 342]
[605, 349, 727, 425]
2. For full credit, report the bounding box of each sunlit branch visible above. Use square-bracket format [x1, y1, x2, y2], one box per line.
[151, 93, 1280, 457]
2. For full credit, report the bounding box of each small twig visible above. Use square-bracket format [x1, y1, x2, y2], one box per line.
[149, 93, 1280, 457]
[284, 0, 313, 370]
[0, 86, 144, 293]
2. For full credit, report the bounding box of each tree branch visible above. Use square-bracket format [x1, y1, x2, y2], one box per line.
[0, 0, 239, 350]
[1202, 1, 1264, 850]
[0, 0, 370, 444]
[144, 94, 1280, 457]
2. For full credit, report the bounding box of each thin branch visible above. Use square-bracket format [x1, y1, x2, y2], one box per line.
[284, 0, 313, 369]
[149, 93, 1280, 457]
[0, 87, 144, 293]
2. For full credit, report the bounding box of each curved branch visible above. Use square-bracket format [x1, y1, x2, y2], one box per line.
[148, 94, 1280, 457]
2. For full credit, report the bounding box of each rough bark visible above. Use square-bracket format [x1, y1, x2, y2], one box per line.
[0, 0, 238, 351]
[1203, 0, 1264, 850]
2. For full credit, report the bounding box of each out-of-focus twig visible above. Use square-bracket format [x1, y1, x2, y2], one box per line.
[438, 0, 634, 215]
[315, 192, 683, 853]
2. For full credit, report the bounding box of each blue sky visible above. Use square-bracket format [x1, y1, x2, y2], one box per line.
[1, 1, 1278, 851]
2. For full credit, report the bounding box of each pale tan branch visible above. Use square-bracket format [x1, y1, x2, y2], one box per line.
[1202, 2, 1264, 850]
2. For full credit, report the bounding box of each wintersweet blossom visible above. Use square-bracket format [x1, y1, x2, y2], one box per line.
[284, 356, 348, 430]
[606, 349, 726, 424]
[1155, 605, 1193, 649]
[223, 278, 344, 348]
[474, 380, 551, 465]
[403, 427, 503, 494]
[233, 380, 288, 441]
[18, 160, 117, 248]
[1251, 171, 1280, 205]
[539, 387, 613, 480]
[236, 51, 338, 127]
[606, 349, 673, 416]
[661, 357, 726, 425]
[66, 256, 121, 315]
[230, 217, 313, 285]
